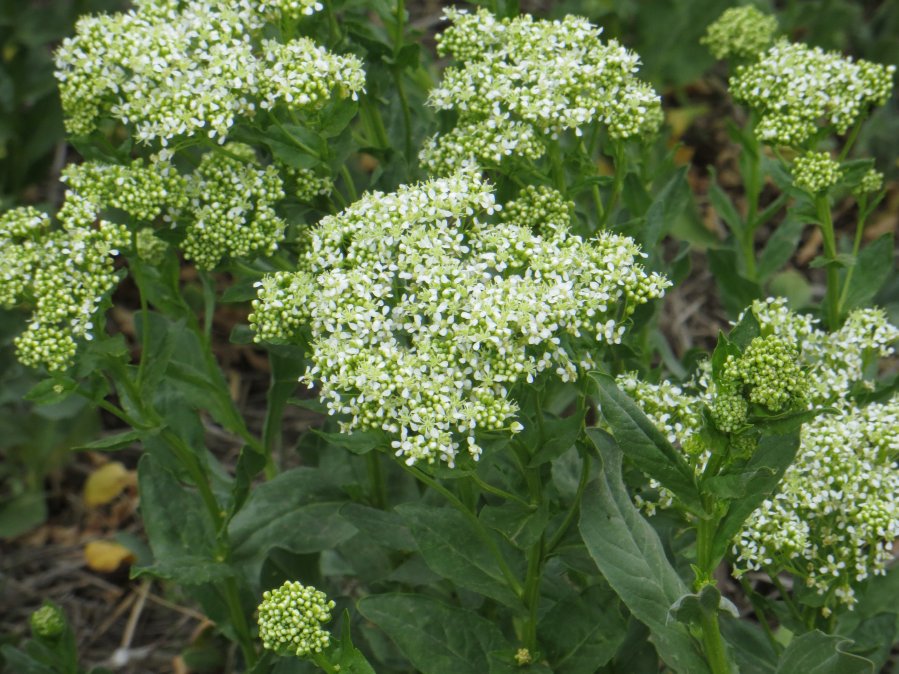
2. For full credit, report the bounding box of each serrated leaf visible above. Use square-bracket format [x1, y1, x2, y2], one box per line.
[357, 594, 508, 674]
[578, 431, 711, 674]
[590, 374, 703, 514]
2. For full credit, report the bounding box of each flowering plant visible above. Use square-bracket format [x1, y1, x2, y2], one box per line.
[2, 3, 897, 674]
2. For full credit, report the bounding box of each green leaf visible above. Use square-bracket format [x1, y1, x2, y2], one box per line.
[339, 503, 417, 551]
[579, 430, 711, 674]
[135, 454, 226, 585]
[708, 248, 761, 317]
[644, 167, 691, 248]
[709, 433, 800, 562]
[0, 490, 46, 538]
[668, 585, 739, 627]
[710, 330, 741, 383]
[72, 429, 149, 452]
[24, 377, 77, 405]
[312, 429, 388, 455]
[708, 169, 743, 237]
[540, 584, 629, 674]
[357, 594, 508, 674]
[774, 631, 873, 674]
[842, 234, 894, 311]
[479, 501, 549, 550]
[396, 503, 521, 607]
[329, 610, 377, 674]
[768, 270, 813, 309]
[229, 467, 356, 589]
[719, 619, 778, 674]
[729, 308, 761, 350]
[750, 407, 832, 435]
[590, 374, 703, 514]
[528, 409, 585, 466]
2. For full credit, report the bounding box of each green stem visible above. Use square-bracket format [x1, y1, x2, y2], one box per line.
[469, 473, 531, 507]
[312, 652, 339, 674]
[404, 464, 525, 598]
[741, 143, 762, 281]
[199, 270, 216, 342]
[838, 120, 863, 162]
[547, 140, 566, 193]
[769, 572, 804, 626]
[600, 140, 626, 228]
[838, 195, 869, 314]
[360, 95, 390, 150]
[815, 195, 841, 329]
[339, 164, 358, 203]
[270, 114, 321, 159]
[546, 450, 590, 554]
[366, 452, 388, 509]
[579, 140, 604, 226]
[700, 607, 732, 674]
[261, 379, 286, 479]
[223, 576, 258, 669]
[392, 0, 413, 159]
[132, 264, 151, 387]
[739, 576, 780, 652]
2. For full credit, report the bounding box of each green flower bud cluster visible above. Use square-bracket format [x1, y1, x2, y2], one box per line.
[420, 114, 546, 175]
[623, 297, 899, 609]
[55, 1, 364, 150]
[30, 603, 67, 639]
[730, 40, 895, 146]
[62, 159, 187, 222]
[6, 193, 129, 371]
[701, 6, 778, 60]
[0, 207, 51, 308]
[427, 8, 661, 168]
[252, 169, 669, 466]
[734, 397, 899, 609]
[257, 581, 335, 657]
[791, 151, 842, 193]
[499, 185, 573, 234]
[282, 166, 333, 202]
[856, 168, 884, 195]
[180, 145, 287, 270]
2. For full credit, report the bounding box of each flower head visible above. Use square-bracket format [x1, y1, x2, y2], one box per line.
[55, 1, 363, 148]
[252, 170, 668, 466]
[257, 581, 335, 657]
[30, 603, 67, 639]
[702, 6, 778, 60]
[424, 9, 661, 173]
[730, 40, 894, 146]
[791, 151, 842, 193]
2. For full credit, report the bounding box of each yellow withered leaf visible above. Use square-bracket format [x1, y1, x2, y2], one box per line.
[83, 462, 133, 507]
[84, 540, 134, 572]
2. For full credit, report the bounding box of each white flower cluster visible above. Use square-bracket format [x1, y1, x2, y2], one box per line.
[701, 6, 778, 61]
[621, 297, 899, 608]
[791, 151, 842, 194]
[730, 40, 895, 146]
[1, 195, 129, 371]
[179, 144, 287, 270]
[423, 9, 662, 173]
[251, 170, 668, 466]
[257, 581, 335, 657]
[55, 0, 363, 150]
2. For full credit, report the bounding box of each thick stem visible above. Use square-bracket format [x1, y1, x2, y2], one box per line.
[366, 452, 388, 509]
[392, 0, 413, 159]
[815, 195, 841, 330]
[838, 195, 870, 314]
[223, 576, 258, 669]
[700, 607, 732, 674]
[600, 140, 626, 229]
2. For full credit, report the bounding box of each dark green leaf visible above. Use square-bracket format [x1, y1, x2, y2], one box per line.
[668, 585, 739, 627]
[729, 307, 761, 349]
[329, 610, 377, 674]
[708, 170, 743, 237]
[312, 429, 388, 455]
[579, 431, 711, 674]
[590, 374, 703, 514]
[229, 467, 356, 589]
[644, 167, 691, 248]
[397, 503, 520, 607]
[135, 454, 225, 585]
[0, 490, 46, 538]
[708, 248, 761, 317]
[529, 409, 585, 466]
[540, 584, 628, 674]
[750, 407, 832, 435]
[357, 594, 508, 674]
[719, 619, 778, 674]
[24, 377, 77, 405]
[774, 631, 873, 674]
[339, 503, 417, 551]
[842, 234, 894, 311]
[479, 502, 549, 550]
[72, 429, 149, 452]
